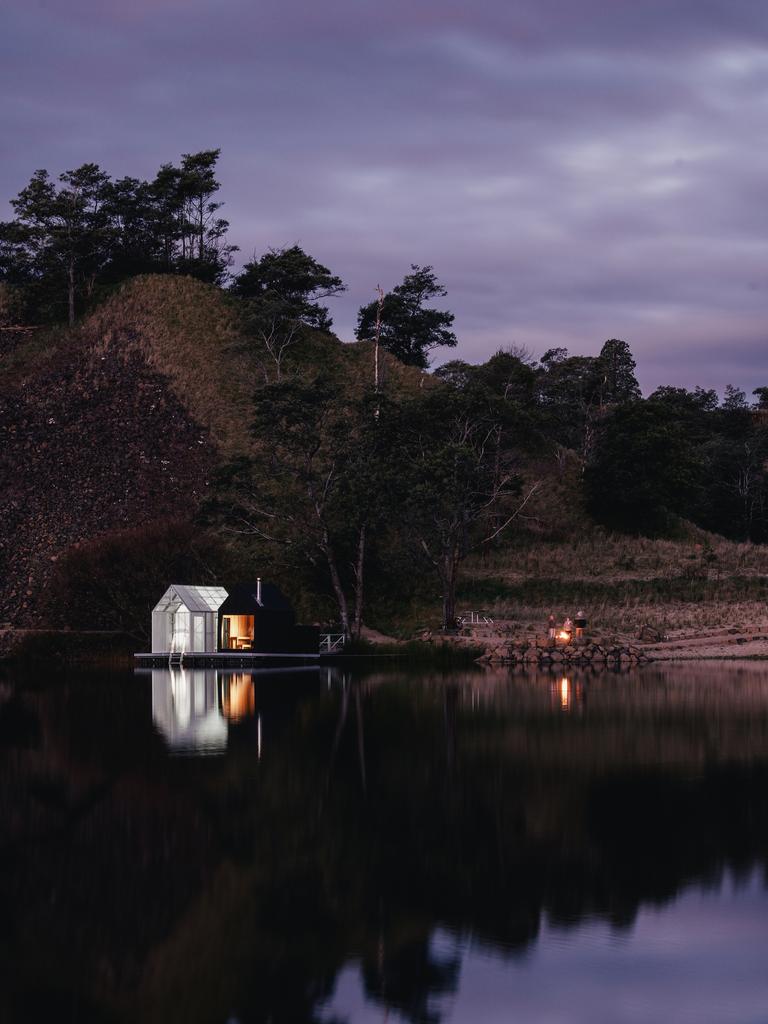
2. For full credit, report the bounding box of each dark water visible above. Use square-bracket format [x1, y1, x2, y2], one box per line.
[3, 661, 768, 1023]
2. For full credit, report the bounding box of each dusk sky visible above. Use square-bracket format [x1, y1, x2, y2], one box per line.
[3, 0, 767, 394]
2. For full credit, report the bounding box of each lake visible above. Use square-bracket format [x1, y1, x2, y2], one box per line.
[2, 661, 768, 1023]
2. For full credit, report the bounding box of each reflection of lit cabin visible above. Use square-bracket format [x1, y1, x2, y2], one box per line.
[220, 672, 256, 721]
[218, 579, 317, 654]
[151, 668, 228, 754]
[152, 585, 228, 654]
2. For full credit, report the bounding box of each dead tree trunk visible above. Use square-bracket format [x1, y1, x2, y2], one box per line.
[323, 531, 351, 639]
[352, 523, 366, 638]
[373, 285, 384, 395]
[441, 548, 459, 630]
[67, 258, 76, 327]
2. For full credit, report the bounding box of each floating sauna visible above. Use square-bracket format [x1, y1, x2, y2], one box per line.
[139, 580, 320, 665]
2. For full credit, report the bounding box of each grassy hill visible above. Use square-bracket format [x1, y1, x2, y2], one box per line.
[84, 276, 253, 455]
[85, 275, 425, 452]
[2, 273, 767, 646]
[0, 275, 426, 634]
[0, 293, 223, 627]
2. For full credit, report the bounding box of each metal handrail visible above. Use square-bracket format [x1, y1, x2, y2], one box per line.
[456, 611, 495, 626]
[319, 633, 346, 653]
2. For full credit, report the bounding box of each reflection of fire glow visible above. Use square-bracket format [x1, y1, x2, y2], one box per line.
[558, 630, 571, 641]
[560, 677, 571, 710]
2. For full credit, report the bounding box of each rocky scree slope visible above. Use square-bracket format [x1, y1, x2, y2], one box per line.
[0, 335, 216, 628]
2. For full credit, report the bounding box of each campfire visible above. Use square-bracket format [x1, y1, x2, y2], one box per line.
[558, 630, 571, 642]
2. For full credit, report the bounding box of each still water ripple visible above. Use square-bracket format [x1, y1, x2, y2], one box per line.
[2, 660, 768, 1022]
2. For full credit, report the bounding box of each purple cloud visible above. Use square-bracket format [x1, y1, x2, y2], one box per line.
[3, 0, 768, 394]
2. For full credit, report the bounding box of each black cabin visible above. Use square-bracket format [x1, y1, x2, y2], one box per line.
[217, 580, 318, 654]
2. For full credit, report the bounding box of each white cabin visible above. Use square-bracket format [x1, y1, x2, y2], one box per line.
[151, 584, 228, 654]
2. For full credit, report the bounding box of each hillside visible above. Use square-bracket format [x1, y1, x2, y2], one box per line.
[447, 532, 768, 653]
[0, 342, 215, 628]
[3, 273, 768, 649]
[0, 275, 427, 634]
[0, 276, 247, 628]
[84, 276, 254, 456]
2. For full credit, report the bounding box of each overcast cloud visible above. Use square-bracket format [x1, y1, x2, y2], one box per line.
[2, 0, 767, 393]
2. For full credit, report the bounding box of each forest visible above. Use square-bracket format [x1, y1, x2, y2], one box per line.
[2, 150, 768, 640]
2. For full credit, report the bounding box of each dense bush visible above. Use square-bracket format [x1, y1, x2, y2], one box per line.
[41, 520, 242, 644]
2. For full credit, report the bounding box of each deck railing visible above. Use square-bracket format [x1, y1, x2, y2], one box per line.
[320, 633, 346, 653]
[456, 611, 495, 626]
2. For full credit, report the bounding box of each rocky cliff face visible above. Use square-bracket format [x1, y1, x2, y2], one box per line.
[0, 339, 217, 626]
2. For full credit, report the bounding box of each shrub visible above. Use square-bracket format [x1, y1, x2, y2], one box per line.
[41, 519, 243, 644]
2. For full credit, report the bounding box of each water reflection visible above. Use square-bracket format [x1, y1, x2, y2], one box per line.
[221, 672, 256, 722]
[328, 874, 768, 1024]
[550, 674, 587, 713]
[151, 668, 228, 754]
[4, 662, 768, 1023]
[146, 667, 325, 755]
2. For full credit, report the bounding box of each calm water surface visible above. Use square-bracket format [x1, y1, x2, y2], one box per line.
[2, 661, 768, 1023]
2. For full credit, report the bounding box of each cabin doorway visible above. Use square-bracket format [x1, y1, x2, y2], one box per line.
[170, 609, 190, 652]
[192, 614, 205, 652]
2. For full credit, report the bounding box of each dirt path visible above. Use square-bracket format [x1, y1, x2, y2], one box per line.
[640, 628, 768, 661]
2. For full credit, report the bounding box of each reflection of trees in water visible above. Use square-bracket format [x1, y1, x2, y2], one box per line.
[362, 936, 461, 1024]
[3, 666, 768, 1022]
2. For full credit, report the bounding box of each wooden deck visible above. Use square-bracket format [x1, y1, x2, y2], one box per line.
[134, 651, 321, 668]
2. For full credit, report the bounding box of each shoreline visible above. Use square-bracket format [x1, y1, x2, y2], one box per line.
[458, 621, 768, 667]
[4, 622, 768, 670]
[650, 653, 768, 662]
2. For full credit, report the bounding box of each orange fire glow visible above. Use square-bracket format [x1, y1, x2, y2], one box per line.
[560, 677, 570, 709]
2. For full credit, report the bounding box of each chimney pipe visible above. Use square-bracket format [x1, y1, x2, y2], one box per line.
[256, 577, 263, 606]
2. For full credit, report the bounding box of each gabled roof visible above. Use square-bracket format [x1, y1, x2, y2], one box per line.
[220, 582, 294, 614]
[154, 584, 228, 613]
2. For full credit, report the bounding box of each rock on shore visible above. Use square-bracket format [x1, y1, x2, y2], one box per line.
[478, 639, 652, 667]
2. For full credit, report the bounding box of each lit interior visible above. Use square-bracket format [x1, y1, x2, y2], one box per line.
[222, 614, 255, 650]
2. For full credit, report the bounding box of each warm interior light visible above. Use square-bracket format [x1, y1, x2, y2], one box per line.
[223, 614, 255, 649]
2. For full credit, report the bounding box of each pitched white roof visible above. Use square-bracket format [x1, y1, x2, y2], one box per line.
[153, 584, 228, 613]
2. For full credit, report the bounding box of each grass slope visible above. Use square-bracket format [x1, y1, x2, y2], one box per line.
[84, 275, 253, 455]
[461, 532, 768, 634]
[83, 277, 425, 453]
